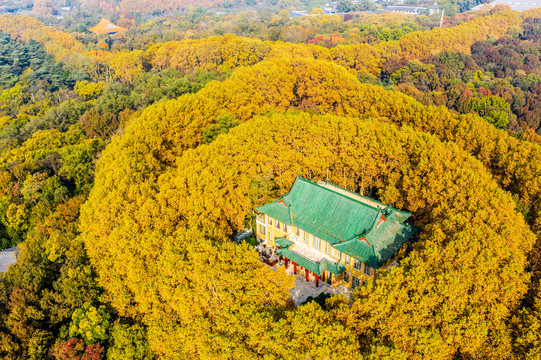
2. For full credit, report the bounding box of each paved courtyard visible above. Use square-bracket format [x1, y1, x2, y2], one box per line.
[268, 263, 350, 305]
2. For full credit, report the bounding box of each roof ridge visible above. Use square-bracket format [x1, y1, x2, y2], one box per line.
[295, 176, 381, 212]
[322, 179, 387, 207]
[288, 187, 294, 225]
[363, 208, 382, 238]
[300, 176, 413, 216]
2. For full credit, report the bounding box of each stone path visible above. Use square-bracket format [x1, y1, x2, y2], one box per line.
[0, 247, 18, 273]
[268, 263, 350, 305]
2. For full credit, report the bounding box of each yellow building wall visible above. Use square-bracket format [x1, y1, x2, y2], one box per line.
[255, 214, 376, 289]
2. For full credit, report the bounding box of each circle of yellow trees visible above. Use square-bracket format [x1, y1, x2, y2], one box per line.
[81, 57, 539, 359]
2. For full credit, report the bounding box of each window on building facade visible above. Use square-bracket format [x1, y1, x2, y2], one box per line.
[352, 276, 359, 289]
[345, 255, 350, 265]
[326, 242, 331, 255]
[304, 232, 310, 244]
[354, 260, 361, 270]
[284, 224, 288, 233]
[314, 237, 320, 250]
[268, 217, 272, 225]
[276, 221, 281, 230]
[364, 264, 371, 276]
[344, 271, 349, 283]
[259, 224, 266, 236]
[336, 250, 341, 259]
[295, 227, 300, 237]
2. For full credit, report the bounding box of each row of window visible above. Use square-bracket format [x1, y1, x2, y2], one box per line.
[269, 218, 288, 232]
[259, 219, 372, 276]
[297, 227, 341, 259]
[343, 272, 361, 289]
[353, 260, 371, 275]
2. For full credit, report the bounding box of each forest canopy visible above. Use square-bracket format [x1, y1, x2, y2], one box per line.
[80, 56, 539, 358]
[0, 7, 540, 360]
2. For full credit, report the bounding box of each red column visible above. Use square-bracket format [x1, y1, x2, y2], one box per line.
[316, 275, 319, 287]
[294, 263, 297, 275]
[322, 272, 325, 282]
[305, 269, 309, 282]
[285, 258, 288, 269]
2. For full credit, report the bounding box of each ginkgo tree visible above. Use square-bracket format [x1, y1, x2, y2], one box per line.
[81, 108, 535, 359]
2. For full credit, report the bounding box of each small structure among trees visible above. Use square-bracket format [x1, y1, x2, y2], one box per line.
[256, 176, 417, 289]
[89, 19, 127, 35]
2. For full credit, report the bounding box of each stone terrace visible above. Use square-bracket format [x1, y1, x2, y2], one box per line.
[269, 263, 350, 305]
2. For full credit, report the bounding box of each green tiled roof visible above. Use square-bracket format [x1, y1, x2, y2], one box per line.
[334, 219, 418, 268]
[367, 220, 418, 267]
[333, 238, 377, 267]
[257, 194, 292, 226]
[257, 176, 418, 269]
[324, 259, 347, 276]
[276, 248, 346, 276]
[275, 237, 293, 248]
[258, 177, 381, 245]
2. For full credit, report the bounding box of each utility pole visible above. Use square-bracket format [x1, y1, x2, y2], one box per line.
[439, 8, 445, 28]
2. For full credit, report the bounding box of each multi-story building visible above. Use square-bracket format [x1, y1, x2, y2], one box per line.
[255, 176, 417, 289]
